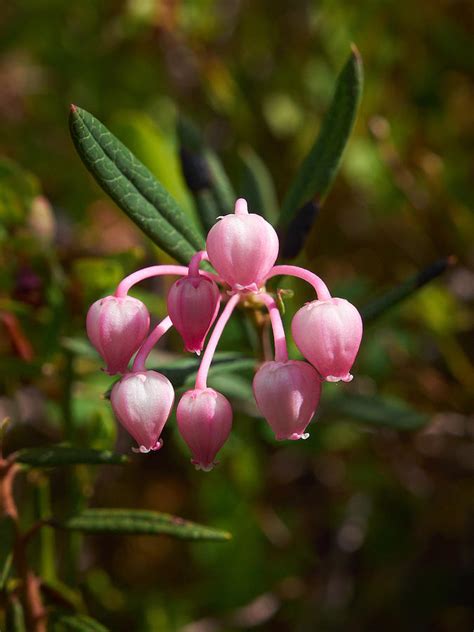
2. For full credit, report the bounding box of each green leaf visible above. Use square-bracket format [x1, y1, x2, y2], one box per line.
[278, 46, 363, 228]
[0, 516, 14, 590]
[52, 509, 231, 541]
[361, 257, 453, 323]
[52, 613, 109, 632]
[69, 106, 204, 264]
[14, 446, 129, 467]
[238, 147, 278, 223]
[6, 598, 27, 632]
[327, 393, 428, 430]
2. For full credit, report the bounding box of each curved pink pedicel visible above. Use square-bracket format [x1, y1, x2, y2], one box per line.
[291, 298, 363, 382]
[110, 370, 174, 453]
[253, 360, 321, 440]
[177, 388, 232, 471]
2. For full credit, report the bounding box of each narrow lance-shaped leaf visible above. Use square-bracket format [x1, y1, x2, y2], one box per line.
[14, 446, 129, 467]
[69, 106, 204, 264]
[278, 46, 363, 230]
[51, 509, 231, 541]
[361, 256, 454, 323]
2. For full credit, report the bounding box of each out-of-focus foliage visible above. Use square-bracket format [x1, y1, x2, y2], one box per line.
[0, 1, 473, 631]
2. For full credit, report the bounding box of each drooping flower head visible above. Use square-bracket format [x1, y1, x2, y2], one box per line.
[110, 370, 174, 453]
[292, 298, 363, 382]
[177, 388, 232, 471]
[86, 295, 150, 375]
[167, 276, 220, 354]
[206, 198, 279, 292]
[253, 360, 321, 440]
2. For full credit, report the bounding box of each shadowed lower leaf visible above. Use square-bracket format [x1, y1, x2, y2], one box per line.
[51, 509, 231, 541]
[361, 256, 454, 323]
[14, 447, 129, 467]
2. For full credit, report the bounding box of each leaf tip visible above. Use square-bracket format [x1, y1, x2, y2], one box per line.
[70, 103, 77, 113]
[350, 43, 362, 63]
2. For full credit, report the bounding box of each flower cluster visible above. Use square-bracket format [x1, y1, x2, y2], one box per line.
[86, 199, 363, 471]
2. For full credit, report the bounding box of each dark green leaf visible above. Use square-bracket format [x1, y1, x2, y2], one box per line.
[69, 106, 204, 263]
[278, 46, 363, 229]
[52, 613, 109, 632]
[14, 447, 129, 467]
[238, 147, 278, 223]
[327, 393, 428, 430]
[52, 509, 231, 541]
[361, 257, 453, 323]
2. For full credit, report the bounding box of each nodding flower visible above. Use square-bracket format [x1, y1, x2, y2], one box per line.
[87, 198, 363, 468]
[176, 388, 232, 471]
[205, 198, 279, 293]
[86, 295, 149, 375]
[253, 360, 321, 441]
[292, 298, 363, 383]
[110, 370, 174, 453]
[167, 271, 220, 354]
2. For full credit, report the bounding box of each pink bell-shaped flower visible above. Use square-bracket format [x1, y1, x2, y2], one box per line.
[177, 388, 232, 471]
[110, 370, 174, 453]
[206, 198, 279, 292]
[86, 295, 150, 374]
[291, 298, 363, 382]
[253, 360, 321, 440]
[167, 276, 220, 354]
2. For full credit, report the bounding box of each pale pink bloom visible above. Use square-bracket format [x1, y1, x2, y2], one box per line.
[291, 298, 363, 382]
[177, 388, 232, 471]
[253, 360, 321, 440]
[167, 276, 220, 354]
[110, 370, 174, 453]
[86, 295, 150, 374]
[206, 199, 279, 292]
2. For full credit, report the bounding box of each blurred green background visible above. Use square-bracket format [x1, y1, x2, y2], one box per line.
[1, 1, 473, 630]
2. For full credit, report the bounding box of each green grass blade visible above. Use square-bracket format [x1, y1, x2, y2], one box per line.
[278, 46, 363, 229]
[14, 447, 129, 467]
[52, 509, 231, 541]
[361, 257, 453, 323]
[69, 106, 204, 263]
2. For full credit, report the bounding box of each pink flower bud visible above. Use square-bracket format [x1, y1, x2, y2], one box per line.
[291, 298, 363, 382]
[176, 388, 232, 471]
[253, 360, 321, 440]
[206, 199, 279, 292]
[110, 370, 174, 453]
[167, 276, 220, 354]
[86, 295, 150, 374]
